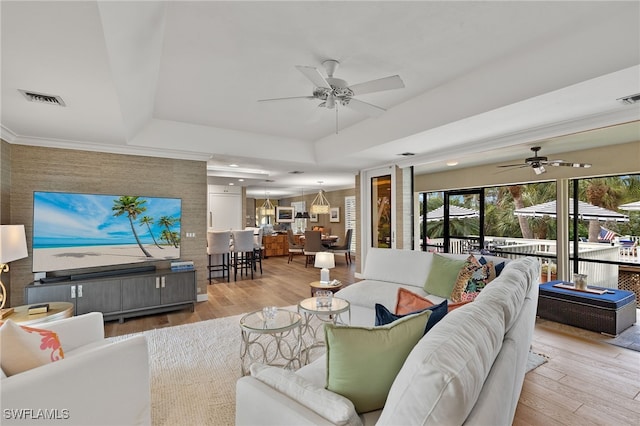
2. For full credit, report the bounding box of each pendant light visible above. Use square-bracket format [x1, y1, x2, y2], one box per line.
[295, 188, 310, 219]
[310, 181, 330, 214]
[260, 190, 275, 216]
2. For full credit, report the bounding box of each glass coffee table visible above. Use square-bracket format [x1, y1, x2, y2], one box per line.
[239, 308, 302, 375]
[298, 297, 350, 363]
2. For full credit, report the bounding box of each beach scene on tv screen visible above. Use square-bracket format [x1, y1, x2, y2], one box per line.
[33, 192, 181, 273]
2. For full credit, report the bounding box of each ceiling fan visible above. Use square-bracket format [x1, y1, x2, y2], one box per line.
[258, 59, 404, 132]
[497, 146, 592, 175]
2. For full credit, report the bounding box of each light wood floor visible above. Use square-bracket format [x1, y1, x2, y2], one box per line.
[104, 254, 640, 425]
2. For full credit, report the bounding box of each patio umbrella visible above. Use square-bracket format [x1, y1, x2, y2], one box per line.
[425, 205, 479, 222]
[514, 198, 629, 222]
[619, 200, 640, 211]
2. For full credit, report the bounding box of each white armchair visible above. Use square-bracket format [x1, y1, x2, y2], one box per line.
[1, 312, 151, 425]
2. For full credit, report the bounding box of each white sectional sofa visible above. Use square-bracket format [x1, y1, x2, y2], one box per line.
[236, 248, 540, 426]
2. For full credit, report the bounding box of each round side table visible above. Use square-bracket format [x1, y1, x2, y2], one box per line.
[5, 302, 74, 326]
[308, 280, 344, 297]
[239, 308, 302, 375]
[298, 297, 350, 363]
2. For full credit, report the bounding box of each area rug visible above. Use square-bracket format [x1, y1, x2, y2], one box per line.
[604, 324, 640, 352]
[109, 314, 244, 426]
[110, 313, 549, 426]
[526, 350, 548, 372]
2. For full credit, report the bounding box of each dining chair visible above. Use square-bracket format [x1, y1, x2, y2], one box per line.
[303, 230, 326, 268]
[207, 231, 231, 283]
[329, 228, 353, 265]
[287, 229, 304, 264]
[231, 229, 255, 280]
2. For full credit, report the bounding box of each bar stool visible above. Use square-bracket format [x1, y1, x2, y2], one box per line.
[252, 227, 264, 274]
[231, 229, 255, 281]
[207, 231, 231, 283]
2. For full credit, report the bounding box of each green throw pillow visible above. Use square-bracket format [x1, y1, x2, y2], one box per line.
[424, 254, 467, 299]
[324, 309, 432, 413]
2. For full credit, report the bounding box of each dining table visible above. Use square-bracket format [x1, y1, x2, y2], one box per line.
[297, 233, 339, 247]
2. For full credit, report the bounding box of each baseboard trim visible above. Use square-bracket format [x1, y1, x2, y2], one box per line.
[197, 294, 208, 303]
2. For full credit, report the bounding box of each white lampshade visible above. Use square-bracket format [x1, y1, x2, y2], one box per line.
[0, 225, 28, 264]
[314, 252, 335, 269]
[314, 252, 335, 284]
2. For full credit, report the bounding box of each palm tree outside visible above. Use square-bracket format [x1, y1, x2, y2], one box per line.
[112, 196, 152, 257]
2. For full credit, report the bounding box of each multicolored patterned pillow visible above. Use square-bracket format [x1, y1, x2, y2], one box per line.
[0, 320, 64, 376]
[450, 254, 492, 303]
[479, 256, 506, 283]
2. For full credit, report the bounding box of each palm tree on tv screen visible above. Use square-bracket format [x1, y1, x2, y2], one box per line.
[112, 196, 152, 257]
[158, 216, 180, 248]
[139, 215, 163, 249]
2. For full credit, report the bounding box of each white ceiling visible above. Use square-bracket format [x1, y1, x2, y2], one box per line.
[1, 1, 639, 198]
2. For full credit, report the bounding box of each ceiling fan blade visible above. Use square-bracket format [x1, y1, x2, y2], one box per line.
[295, 65, 331, 89]
[344, 98, 386, 117]
[349, 75, 405, 96]
[258, 95, 315, 102]
[497, 163, 527, 168]
[547, 160, 592, 168]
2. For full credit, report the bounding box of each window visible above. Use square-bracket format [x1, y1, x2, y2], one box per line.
[569, 174, 640, 288]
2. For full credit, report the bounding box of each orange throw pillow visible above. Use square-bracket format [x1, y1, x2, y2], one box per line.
[395, 288, 470, 315]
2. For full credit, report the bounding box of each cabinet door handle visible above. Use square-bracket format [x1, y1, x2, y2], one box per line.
[78, 284, 83, 298]
[161, 276, 166, 288]
[156, 277, 160, 289]
[71, 286, 76, 299]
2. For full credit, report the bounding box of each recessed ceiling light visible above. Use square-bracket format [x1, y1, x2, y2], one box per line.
[238, 179, 244, 182]
[229, 164, 239, 168]
[446, 161, 459, 167]
[229, 182, 235, 186]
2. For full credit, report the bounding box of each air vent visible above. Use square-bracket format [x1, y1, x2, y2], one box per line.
[19, 89, 66, 107]
[618, 93, 640, 105]
[289, 171, 304, 174]
[398, 152, 415, 156]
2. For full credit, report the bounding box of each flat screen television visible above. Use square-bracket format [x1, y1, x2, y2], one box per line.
[32, 191, 182, 273]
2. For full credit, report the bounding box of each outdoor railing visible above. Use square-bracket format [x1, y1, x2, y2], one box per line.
[428, 236, 628, 288]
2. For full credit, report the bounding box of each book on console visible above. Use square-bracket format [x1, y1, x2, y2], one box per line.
[28, 303, 50, 315]
[171, 265, 195, 271]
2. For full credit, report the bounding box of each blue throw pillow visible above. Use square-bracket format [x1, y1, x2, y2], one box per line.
[375, 300, 448, 334]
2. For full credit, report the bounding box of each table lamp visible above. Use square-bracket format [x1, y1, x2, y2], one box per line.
[314, 252, 335, 284]
[0, 225, 29, 318]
